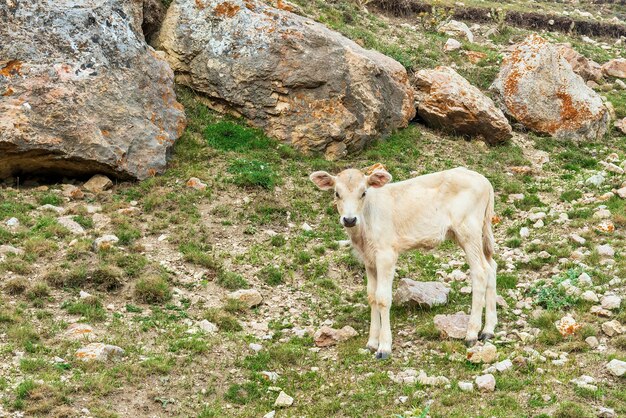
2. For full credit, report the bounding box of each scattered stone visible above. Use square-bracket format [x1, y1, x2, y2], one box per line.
[186, 177, 207, 191]
[555, 314, 582, 336]
[458, 381, 473, 392]
[301, 222, 313, 232]
[93, 235, 120, 251]
[615, 118, 626, 135]
[494, 359, 513, 373]
[198, 319, 218, 333]
[313, 325, 358, 347]
[491, 34, 609, 141]
[62, 184, 84, 200]
[438, 20, 473, 42]
[394, 279, 450, 308]
[57, 216, 86, 235]
[602, 58, 626, 78]
[444, 38, 462, 52]
[413, 66, 511, 143]
[602, 320, 624, 337]
[578, 272, 592, 286]
[447, 269, 467, 281]
[596, 220, 615, 234]
[593, 208, 611, 219]
[466, 342, 497, 364]
[606, 359, 626, 377]
[581, 290, 599, 303]
[5, 217, 19, 228]
[388, 369, 419, 384]
[83, 175, 113, 193]
[585, 336, 599, 349]
[591, 306, 613, 317]
[38, 204, 66, 214]
[79, 290, 92, 299]
[520, 227, 530, 238]
[556, 43, 602, 81]
[570, 375, 597, 391]
[597, 407, 616, 418]
[597, 244, 615, 258]
[475, 374, 496, 392]
[65, 323, 94, 340]
[228, 289, 263, 308]
[274, 391, 294, 408]
[586, 173, 605, 187]
[601, 295, 621, 310]
[417, 370, 450, 386]
[464, 50, 487, 64]
[249, 343, 263, 352]
[433, 312, 469, 339]
[533, 219, 544, 228]
[75, 343, 125, 361]
[263, 411, 276, 418]
[0, 244, 24, 256]
[616, 186, 626, 199]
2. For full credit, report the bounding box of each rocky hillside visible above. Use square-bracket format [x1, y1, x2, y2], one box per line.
[0, 0, 625, 417]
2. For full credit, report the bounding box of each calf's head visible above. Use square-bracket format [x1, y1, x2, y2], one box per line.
[310, 168, 392, 228]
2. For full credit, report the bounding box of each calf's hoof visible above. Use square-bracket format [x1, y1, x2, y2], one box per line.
[375, 350, 391, 360]
[366, 342, 378, 353]
[479, 332, 495, 342]
[465, 338, 477, 347]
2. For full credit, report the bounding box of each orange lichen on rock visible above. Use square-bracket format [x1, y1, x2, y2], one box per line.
[0, 60, 22, 77]
[362, 163, 387, 175]
[214, 1, 241, 18]
[555, 315, 582, 337]
[276, 0, 293, 11]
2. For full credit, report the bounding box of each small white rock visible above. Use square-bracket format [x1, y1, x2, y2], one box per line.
[274, 391, 294, 408]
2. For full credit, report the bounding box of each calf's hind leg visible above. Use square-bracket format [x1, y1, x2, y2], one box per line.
[460, 235, 488, 347]
[480, 258, 498, 341]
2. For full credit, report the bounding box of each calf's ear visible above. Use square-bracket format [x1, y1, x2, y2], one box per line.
[310, 171, 336, 190]
[367, 170, 392, 188]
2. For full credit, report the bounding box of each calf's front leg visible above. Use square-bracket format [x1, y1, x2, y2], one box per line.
[375, 251, 397, 360]
[365, 265, 380, 352]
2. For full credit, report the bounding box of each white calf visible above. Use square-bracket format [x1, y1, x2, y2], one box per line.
[310, 167, 496, 359]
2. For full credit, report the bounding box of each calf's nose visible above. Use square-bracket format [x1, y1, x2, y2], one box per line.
[343, 217, 357, 227]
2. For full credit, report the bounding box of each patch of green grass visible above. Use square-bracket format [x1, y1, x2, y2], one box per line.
[258, 265, 285, 286]
[497, 272, 518, 289]
[216, 270, 249, 290]
[227, 159, 279, 189]
[514, 194, 544, 211]
[553, 401, 594, 418]
[204, 121, 274, 151]
[62, 297, 107, 322]
[180, 242, 221, 270]
[224, 382, 264, 405]
[203, 309, 242, 332]
[134, 275, 171, 304]
[38, 193, 63, 206]
[270, 235, 286, 247]
[560, 189, 582, 202]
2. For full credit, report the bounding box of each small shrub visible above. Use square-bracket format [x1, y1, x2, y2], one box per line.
[63, 297, 106, 322]
[180, 243, 221, 270]
[134, 275, 171, 304]
[38, 193, 62, 206]
[270, 235, 286, 247]
[560, 190, 582, 202]
[90, 265, 124, 291]
[26, 282, 50, 300]
[216, 270, 249, 290]
[514, 194, 544, 211]
[258, 266, 284, 286]
[4, 278, 28, 295]
[203, 308, 242, 332]
[227, 159, 278, 189]
[497, 273, 518, 290]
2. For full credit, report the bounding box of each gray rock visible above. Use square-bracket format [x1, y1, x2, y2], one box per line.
[585, 336, 599, 348]
[601, 295, 621, 310]
[0, 0, 185, 180]
[458, 381, 473, 392]
[433, 311, 469, 339]
[274, 391, 293, 408]
[394, 278, 450, 308]
[438, 20, 474, 42]
[198, 319, 218, 333]
[606, 359, 626, 377]
[413, 66, 511, 144]
[602, 320, 624, 337]
[57, 216, 86, 236]
[38, 204, 66, 214]
[491, 34, 610, 141]
[155, 0, 415, 160]
[467, 342, 498, 364]
[0, 244, 24, 256]
[475, 374, 496, 392]
[597, 407, 616, 418]
[75, 343, 125, 361]
[93, 235, 120, 251]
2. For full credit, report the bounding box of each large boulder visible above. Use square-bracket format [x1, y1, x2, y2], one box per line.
[490, 34, 610, 141]
[556, 44, 603, 82]
[0, 0, 186, 180]
[155, 0, 415, 160]
[413, 66, 512, 144]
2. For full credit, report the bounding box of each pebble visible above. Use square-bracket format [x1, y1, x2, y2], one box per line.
[601, 320, 624, 336]
[314, 325, 357, 347]
[274, 391, 294, 408]
[570, 375, 597, 391]
[186, 177, 207, 190]
[519, 227, 530, 238]
[585, 336, 599, 348]
[586, 173, 605, 187]
[227, 289, 263, 308]
[249, 343, 263, 352]
[581, 290, 599, 302]
[570, 234, 586, 245]
[263, 411, 276, 418]
[597, 244, 615, 258]
[5, 217, 19, 228]
[475, 374, 496, 392]
[83, 174, 113, 193]
[606, 359, 626, 377]
[75, 343, 124, 362]
[458, 381, 473, 392]
[466, 342, 497, 364]
[93, 234, 119, 250]
[198, 320, 218, 333]
[301, 222, 313, 232]
[600, 295, 621, 310]
[494, 359, 513, 373]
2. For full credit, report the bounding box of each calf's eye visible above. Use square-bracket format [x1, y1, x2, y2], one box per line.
[335, 192, 340, 199]
[361, 191, 366, 198]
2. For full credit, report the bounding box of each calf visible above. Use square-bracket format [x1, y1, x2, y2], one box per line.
[310, 167, 496, 359]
